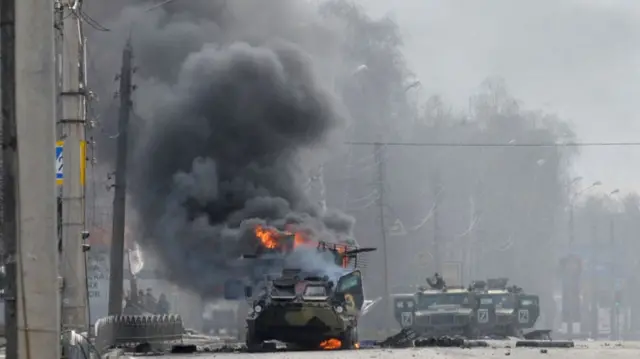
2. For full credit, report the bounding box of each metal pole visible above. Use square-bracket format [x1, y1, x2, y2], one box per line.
[609, 217, 614, 245]
[590, 221, 598, 339]
[2, 0, 61, 356]
[59, 0, 89, 331]
[566, 205, 575, 337]
[433, 172, 442, 273]
[1, 1, 19, 355]
[609, 216, 617, 339]
[373, 142, 391, 332]
[569, 206, 575, 245]
[108, 41, 133, 315]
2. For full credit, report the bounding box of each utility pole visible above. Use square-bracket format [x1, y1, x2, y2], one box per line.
[609, 216, 615, 245]
[569, 206, 575, 245]
[590, 220, 599, 339]
[1, 0, 18, 353]
[464, 196, 476, 283]
[433, 172, 442, 273]
[59, 0, 89, 331]
[373, 142, 391, 332]
[2, 0, 60, 357]
[566, 204, 576, 338]
[317, 165, 327, 213]
[108, 41, 134, 315]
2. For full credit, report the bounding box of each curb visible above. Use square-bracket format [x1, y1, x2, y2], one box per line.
[515, 340, 574, 348]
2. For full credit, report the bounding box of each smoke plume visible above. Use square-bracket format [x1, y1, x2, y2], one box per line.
[96, 1, 355, 297]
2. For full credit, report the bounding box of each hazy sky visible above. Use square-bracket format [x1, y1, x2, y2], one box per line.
[360, 0, 640, 195]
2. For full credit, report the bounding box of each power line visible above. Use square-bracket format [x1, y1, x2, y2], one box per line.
[345, 141, 640, 148]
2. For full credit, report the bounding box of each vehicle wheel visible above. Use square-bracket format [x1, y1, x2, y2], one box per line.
[341, 327, 358, 349]
[507, 326, 523, 338]
[245, 329, 262, 353]
[262, 342, 277, 352]
[463, 326, 479, 339]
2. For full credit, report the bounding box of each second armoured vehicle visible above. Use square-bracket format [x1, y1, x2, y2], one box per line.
[471, 278, 541, 338]
[392, 275, 545, 340]
[393, 275, 478, 338]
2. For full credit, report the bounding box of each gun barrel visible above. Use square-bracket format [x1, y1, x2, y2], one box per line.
[345, 247, 377, 255]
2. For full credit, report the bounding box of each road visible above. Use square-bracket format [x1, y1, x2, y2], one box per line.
[157, 340, 640, 359]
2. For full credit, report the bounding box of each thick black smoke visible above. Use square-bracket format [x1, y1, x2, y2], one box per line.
[116, 4, 355, 297]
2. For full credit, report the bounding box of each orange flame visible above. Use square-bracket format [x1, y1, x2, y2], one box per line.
[336, 246, 349, 268]
[354, 342, 360, 349]
[294, 232, 308, 247]
[254, 224, 313, 250]
[319, 338, 341, 350]
[254, 225, 279, 249]
[253, 225, 352, 268]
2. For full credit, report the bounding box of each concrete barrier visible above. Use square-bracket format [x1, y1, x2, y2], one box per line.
[95, 314, 184, 354]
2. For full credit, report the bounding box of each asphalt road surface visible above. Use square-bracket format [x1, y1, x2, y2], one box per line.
[157, 340, 640, 359]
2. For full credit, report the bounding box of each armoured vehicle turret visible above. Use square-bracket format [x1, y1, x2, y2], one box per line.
[223, 226, 372, 298]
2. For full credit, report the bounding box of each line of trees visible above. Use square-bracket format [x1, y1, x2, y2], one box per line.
[318, 0, 590, 328]
[571, 193, 640, 272]
[83, 0, 640, 331]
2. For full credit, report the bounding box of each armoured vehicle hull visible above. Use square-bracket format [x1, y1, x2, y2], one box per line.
[247, 302, 357, 348]
[392, 277, 545, 340]
[472, 280, 542, 338]
[394, 288, 477, 338]
[245, 268, 366, 350]
[219, 225, 376, 350]
[413, 307, 475, 337]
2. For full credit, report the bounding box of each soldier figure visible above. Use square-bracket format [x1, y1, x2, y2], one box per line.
[144, 288, 157, 313]
[156, 293, 170, 314]
[427, 272, 446, 290]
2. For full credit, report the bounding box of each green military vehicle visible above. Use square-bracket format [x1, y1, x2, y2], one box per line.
[245, 267, 364, 350]
[393, 285, 478, 338]
[241, 238, 376, 351]
[470, 278, 544, 339]
[391, 276, 546, 341]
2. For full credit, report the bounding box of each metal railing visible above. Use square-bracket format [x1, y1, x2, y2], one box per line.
[94, 314, 184, 354]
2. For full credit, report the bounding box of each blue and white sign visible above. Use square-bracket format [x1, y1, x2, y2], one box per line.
[56, 141, 63, 185]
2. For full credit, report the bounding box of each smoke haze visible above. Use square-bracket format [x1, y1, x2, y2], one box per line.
[85, 0, 640, 333]
[87, 0, 359, 298]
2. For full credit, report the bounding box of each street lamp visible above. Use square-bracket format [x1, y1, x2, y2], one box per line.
[606, 189, 621, 340]
[564, 179, 601, 338]
[352, 64, 369, 76]
[607, 189, 620, 245]
[404, 80, 421, 93]
[569, 180, 602, 245]
[571, 176, 583, 185]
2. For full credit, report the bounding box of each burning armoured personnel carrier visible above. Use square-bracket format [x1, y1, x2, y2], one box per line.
[235, 226, 378, 351]
[393, 274, 478, 338]
[244, 267, 365, 350]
